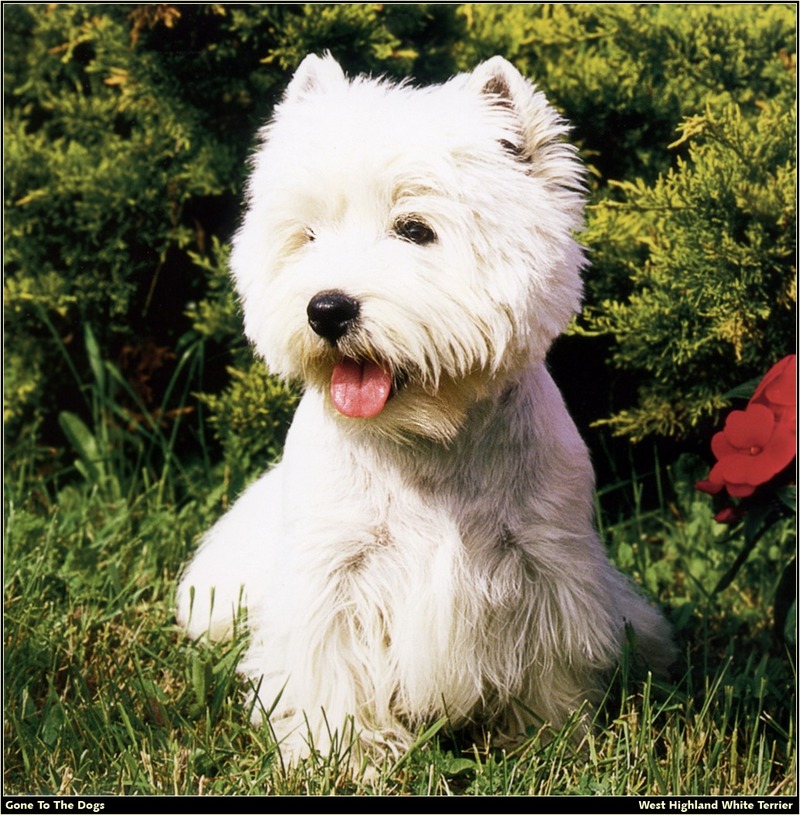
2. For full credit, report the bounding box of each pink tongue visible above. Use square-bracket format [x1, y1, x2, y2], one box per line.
[330, 358, 393, 418]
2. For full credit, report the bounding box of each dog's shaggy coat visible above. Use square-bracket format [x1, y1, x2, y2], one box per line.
[176, 54, 674, 762]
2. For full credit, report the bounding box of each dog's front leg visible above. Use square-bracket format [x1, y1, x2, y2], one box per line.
[175, 467, 284, 641]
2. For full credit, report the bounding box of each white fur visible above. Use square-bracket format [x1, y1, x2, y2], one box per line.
[176, 54, 674, 763]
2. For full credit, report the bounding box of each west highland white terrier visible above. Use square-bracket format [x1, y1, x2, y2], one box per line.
[176, 54, 675, 764]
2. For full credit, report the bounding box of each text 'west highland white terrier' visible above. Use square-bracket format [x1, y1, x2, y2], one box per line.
[176, 53, 675, 765]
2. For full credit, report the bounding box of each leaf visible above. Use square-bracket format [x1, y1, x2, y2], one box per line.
[388, 717, 449, 774]
[723, 377, 763, 401]
[445, 757, 478, 776]
[191, 654, 213, 709]
[774, 559, 796, 646]
[83, 323, 105, 394]
[103, 68, 129, 86]
[41, 697, 66, 748]
[58, 410, 102, 482]
[776, 485, 797, 514]
[782, 600, 796, 647]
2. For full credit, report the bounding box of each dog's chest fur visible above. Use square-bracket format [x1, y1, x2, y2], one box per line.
[264, 364, 595, 723]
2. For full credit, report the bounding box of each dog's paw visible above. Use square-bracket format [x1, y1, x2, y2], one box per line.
[175, 573, 246, 642]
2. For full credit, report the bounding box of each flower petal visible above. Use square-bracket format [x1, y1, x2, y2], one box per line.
[752, 355, 796, 408]
[725, 481, 757, 498]
[724, 404, 774, 449]
[696, 478, 724, 495]
[764, 422, 798, 473]
[711, 430, 738, 460]
[717, 451, 776, 486]
[715, 507, 743, 524]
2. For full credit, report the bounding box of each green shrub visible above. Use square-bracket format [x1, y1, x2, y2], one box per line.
[4, 3, 796, 471]
[4, 5, 236, 446]
[581, 98, 796, 440]
[456, 4, 795, 183]
[3, 3, 459, 474]
[455, 3, 796, 442]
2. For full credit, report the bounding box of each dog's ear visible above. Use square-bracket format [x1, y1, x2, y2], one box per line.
[467, 56, 521, 105]
[467, 57, 530, 159]
[468, 56, 578, 181]
[285, 53, 347, 103]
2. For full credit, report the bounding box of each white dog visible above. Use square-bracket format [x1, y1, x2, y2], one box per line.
[176, 54, 674, 764]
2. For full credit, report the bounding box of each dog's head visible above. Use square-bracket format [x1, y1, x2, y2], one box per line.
[231, 54, 586, 443]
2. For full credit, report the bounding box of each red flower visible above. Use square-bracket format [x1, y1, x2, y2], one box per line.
[751, 354, 797, 428]
[707, 403, 795, 497]
[714, 506, 744, 524]
[697, 356, 797, 500]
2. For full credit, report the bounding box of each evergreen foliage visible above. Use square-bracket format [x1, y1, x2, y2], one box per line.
[455, 3, 796, 441]
[456, 4, 795, 181]
[4, 3, 455, 474]
[582, 99, 796, 440]
[4, 3, 796, 464]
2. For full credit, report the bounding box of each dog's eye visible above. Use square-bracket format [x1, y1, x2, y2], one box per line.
[305, 228, 316, 243]
[394, 218, 436, 246]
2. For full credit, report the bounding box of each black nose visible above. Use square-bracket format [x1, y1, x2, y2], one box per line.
[307, 290, 361, 344]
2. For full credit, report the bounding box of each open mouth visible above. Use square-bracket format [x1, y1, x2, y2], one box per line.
[330, 357, 403, 418]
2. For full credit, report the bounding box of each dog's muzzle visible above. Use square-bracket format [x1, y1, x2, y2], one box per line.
[307, 290, 360, 345]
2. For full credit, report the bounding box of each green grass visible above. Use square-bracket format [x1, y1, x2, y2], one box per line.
[3, 344, 796, 796]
